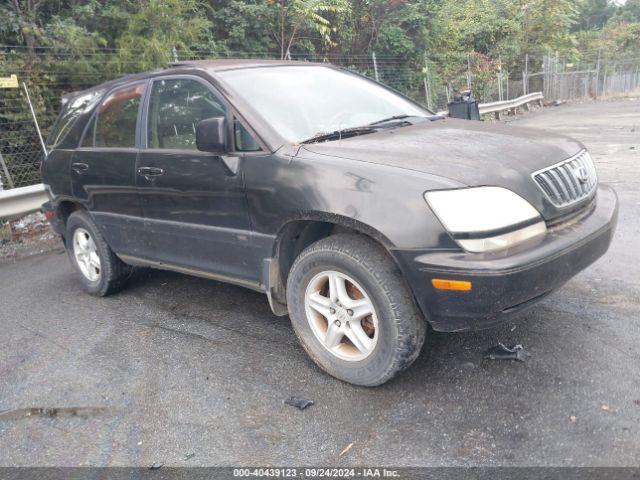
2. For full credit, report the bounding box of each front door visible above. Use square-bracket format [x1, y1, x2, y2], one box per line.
[136, 76, 256, 283]
[71, 82, 146, 257]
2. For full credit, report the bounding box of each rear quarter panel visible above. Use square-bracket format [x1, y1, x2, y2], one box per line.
[42, 149, 73, 202]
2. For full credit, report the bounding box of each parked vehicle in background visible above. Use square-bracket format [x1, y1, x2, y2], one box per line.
[42, 60, 617, 386]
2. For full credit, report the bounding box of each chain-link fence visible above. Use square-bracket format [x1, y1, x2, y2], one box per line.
[0, 83, 50, 189]
[2, 46, 640, 190]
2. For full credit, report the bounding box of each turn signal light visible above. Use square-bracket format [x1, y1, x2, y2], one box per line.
[431, 279, 472, 291]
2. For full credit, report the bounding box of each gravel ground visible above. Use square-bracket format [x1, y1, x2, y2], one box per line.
[0, 99, 639, 467]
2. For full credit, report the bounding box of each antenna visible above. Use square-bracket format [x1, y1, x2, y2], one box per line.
[22, 82, 48, 158]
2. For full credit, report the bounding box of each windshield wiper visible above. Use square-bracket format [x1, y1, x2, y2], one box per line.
[300, 126, 379, 144]
[368, 114, 412, 125]
[300, 115, 428, 144]
[369, 114, 444, 126]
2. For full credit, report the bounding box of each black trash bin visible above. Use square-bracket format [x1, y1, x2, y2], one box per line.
[448, 90, 480, 120]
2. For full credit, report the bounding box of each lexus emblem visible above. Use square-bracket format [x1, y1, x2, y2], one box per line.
[575, 166, 589, 184]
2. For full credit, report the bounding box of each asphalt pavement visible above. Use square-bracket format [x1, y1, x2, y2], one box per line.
[1, 98, 639, 467]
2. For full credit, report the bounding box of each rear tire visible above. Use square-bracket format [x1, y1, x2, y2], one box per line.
[65, 210, 132, 296]
[286, 234, 426, 386]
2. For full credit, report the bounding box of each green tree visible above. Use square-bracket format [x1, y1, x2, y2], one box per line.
[522, 0, 580, 54]
[433, 0, 522, 56]
[115, 0, 212, 71]
[209, 0, 276, 55]
[574, 0, 616, 30]
[270, 0, 351, 59]
[612, 0, 640, 23]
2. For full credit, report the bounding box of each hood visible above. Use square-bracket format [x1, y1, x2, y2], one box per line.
[300, 118, 587, 221]
[301, 118, 583, 187]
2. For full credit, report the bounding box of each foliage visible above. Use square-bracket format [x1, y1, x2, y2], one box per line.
[433, 0, 521, 57]
[209, 0, 276, 55]
[521, 0, 580, 54]
[574, 0, 616, 31]
[115, 0, 213, 71]
[0, 0, 639, 116]
[270, 0, 352, 58]
[612, 0, 640, 24]
[2, 0, 639, 64]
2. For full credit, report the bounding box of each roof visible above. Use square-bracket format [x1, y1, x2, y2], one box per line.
[169, 58, 325, 71]
[60, 59, 327, 104]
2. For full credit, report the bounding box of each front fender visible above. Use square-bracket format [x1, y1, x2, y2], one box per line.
[243, 152, 462, 250]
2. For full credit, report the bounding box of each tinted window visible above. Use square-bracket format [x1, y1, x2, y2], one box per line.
[95, 83, 144, 148]
[47, 90, 102, 148]
[234, 120, 261, 152]
[148, 78, 225, 150]
[81, 115, 96, 148]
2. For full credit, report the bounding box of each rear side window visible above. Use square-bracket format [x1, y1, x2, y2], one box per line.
[94, 83, 145, 148]
[47, 91, 101, 148]
[147, 78, 225, 150]
[81, 116, 95, 148]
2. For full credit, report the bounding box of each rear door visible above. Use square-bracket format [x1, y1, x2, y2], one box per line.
[136, 75, 257, 283]
[71, 82, 146, 257]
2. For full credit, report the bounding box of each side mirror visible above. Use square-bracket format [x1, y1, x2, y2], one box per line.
[196, 117, 228, 153]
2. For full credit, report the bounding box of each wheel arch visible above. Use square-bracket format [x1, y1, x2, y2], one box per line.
[48, 198, 87, 242]
[266, 212, 396, 315]
[56, 199, 86, 226]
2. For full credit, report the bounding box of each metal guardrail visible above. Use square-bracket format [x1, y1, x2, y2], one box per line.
[479, 91, 544, 117]
[437, 91, 544, 117]
[0, 183, 48, 220]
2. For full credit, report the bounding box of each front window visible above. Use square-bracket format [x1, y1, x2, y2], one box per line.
[147, 78, 226, 150]
[218, 66, 430, 143]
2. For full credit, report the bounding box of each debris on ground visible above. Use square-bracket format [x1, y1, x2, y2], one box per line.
[184, 453, 195, 460]
[0, 212, 61, 263]
[459, 361, 476, 370]
[485, 343, 528, 362]
[284, 396, 314, 410]
[0, 222, 11, 242]
[149, 463, 163, 470]
[0, 406, 109, 420]
[339, 442, 354, 457]
[569, 415, 577, 422]
[601, 404, 613, 412]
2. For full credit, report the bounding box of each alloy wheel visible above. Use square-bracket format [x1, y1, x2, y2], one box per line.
[304, 270, 379, 362]
[72, 228, 101, 282]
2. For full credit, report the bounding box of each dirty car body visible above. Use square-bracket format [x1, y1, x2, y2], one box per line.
[42, 60, 617, 384]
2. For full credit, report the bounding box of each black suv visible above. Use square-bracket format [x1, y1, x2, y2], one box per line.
[42, 60, 618, 386]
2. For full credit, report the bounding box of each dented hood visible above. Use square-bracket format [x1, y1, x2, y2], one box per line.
[300, 118, 584, 188]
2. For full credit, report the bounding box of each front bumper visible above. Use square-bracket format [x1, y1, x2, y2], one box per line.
[393, 185, 618, 332]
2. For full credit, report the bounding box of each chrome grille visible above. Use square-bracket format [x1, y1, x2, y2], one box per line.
[532, 150, 597, 208]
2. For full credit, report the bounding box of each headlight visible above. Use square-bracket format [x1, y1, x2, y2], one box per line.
[424, 186, 546, 253]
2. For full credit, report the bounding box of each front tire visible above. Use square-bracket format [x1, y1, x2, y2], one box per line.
[65, 210, 131, 296]
[286, 234, 426, 386]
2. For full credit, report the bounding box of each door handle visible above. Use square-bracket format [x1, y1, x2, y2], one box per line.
[137, 167, 164, 177]
[71, 162, 89, 174]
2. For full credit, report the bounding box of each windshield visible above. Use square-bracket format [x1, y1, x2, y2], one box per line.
[218, 66, 430, 143]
